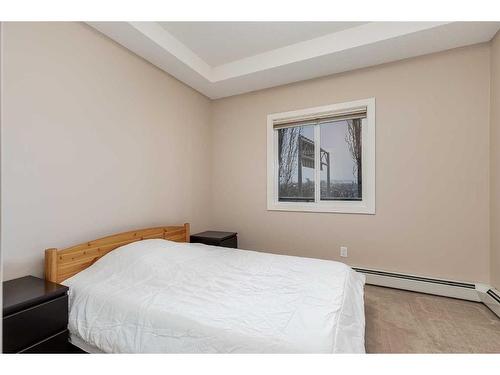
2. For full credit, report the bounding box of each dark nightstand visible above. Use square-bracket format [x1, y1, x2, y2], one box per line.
[2, 275, 84, 353]
[191, 231, 238, 248]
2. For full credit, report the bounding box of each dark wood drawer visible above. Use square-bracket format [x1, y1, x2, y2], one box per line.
[3, 294, 68, 353]
[21, 330, 69, 354]
[191, 231, 238, 248]
[195, 236, 237, 248]
[220, 236, 237, 248]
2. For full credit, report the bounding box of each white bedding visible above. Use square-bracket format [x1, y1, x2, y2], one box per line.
[63, 239, 366, 353]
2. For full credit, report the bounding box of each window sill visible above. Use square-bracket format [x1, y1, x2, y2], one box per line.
[267, 201, 375, 214]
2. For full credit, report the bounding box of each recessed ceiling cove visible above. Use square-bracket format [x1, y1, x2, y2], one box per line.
[88, 22, 500, 99]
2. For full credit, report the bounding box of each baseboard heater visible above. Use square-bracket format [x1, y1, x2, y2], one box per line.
[353, 267, 500, 318]
[483, 289, 500, 318]
[354, 267, 476, 289]
[353, 267, 479, 302]
[487, 289, 500, 303]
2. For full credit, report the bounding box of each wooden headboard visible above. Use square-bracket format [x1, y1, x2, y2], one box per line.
[45, 223, 190, 284]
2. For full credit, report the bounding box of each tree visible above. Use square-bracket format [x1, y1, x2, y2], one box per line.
[345, 119, 362, 196]
[278, 127, 301, 196]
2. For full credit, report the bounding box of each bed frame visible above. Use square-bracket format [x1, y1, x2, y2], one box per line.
[44, 223, 190, 284]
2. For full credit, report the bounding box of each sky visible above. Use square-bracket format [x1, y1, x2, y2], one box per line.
[320, 120, 358, 183]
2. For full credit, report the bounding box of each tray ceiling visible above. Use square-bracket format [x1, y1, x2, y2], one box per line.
[88, 22, 500, 99]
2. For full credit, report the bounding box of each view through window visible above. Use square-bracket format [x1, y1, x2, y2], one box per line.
[277, 119, 362, 202]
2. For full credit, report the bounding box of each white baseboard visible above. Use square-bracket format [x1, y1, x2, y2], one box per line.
[353, 267, 500, 318]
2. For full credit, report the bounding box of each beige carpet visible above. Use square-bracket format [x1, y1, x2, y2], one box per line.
[364, 285, 500, 353]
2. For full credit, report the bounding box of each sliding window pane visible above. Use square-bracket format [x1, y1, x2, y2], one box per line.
[320, 119, 362, 201]
[277, 125, 315, 202]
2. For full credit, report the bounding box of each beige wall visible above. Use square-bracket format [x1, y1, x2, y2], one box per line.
[491, 32, 500, 290]
[1, 22, 496, 285]
[1, 22, 212, 280]
[211, 44, 491, 283]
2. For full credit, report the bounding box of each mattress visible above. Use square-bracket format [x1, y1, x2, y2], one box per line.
[70, 332, 103, 354]
[63, 239, 366, 353]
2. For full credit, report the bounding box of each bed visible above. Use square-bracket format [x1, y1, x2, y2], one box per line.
[44, 223, 366, 353]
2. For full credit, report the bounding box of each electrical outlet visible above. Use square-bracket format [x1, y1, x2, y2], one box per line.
[340, 246, 348, 257]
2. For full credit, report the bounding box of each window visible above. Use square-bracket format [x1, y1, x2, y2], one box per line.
[267, 98, 375, 214]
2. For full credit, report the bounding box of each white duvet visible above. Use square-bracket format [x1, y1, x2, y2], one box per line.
[63, 239, 365, 353]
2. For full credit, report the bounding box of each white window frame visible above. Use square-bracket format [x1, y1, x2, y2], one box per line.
[267, 98, 375, 214]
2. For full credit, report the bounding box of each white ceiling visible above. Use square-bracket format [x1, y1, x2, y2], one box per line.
[88, 22, 500, 99]
[158, 22, 368, 66]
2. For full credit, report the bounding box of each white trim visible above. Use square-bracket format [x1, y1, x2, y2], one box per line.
[267, 98, 375, 214]
[129, 22, 212, 79]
